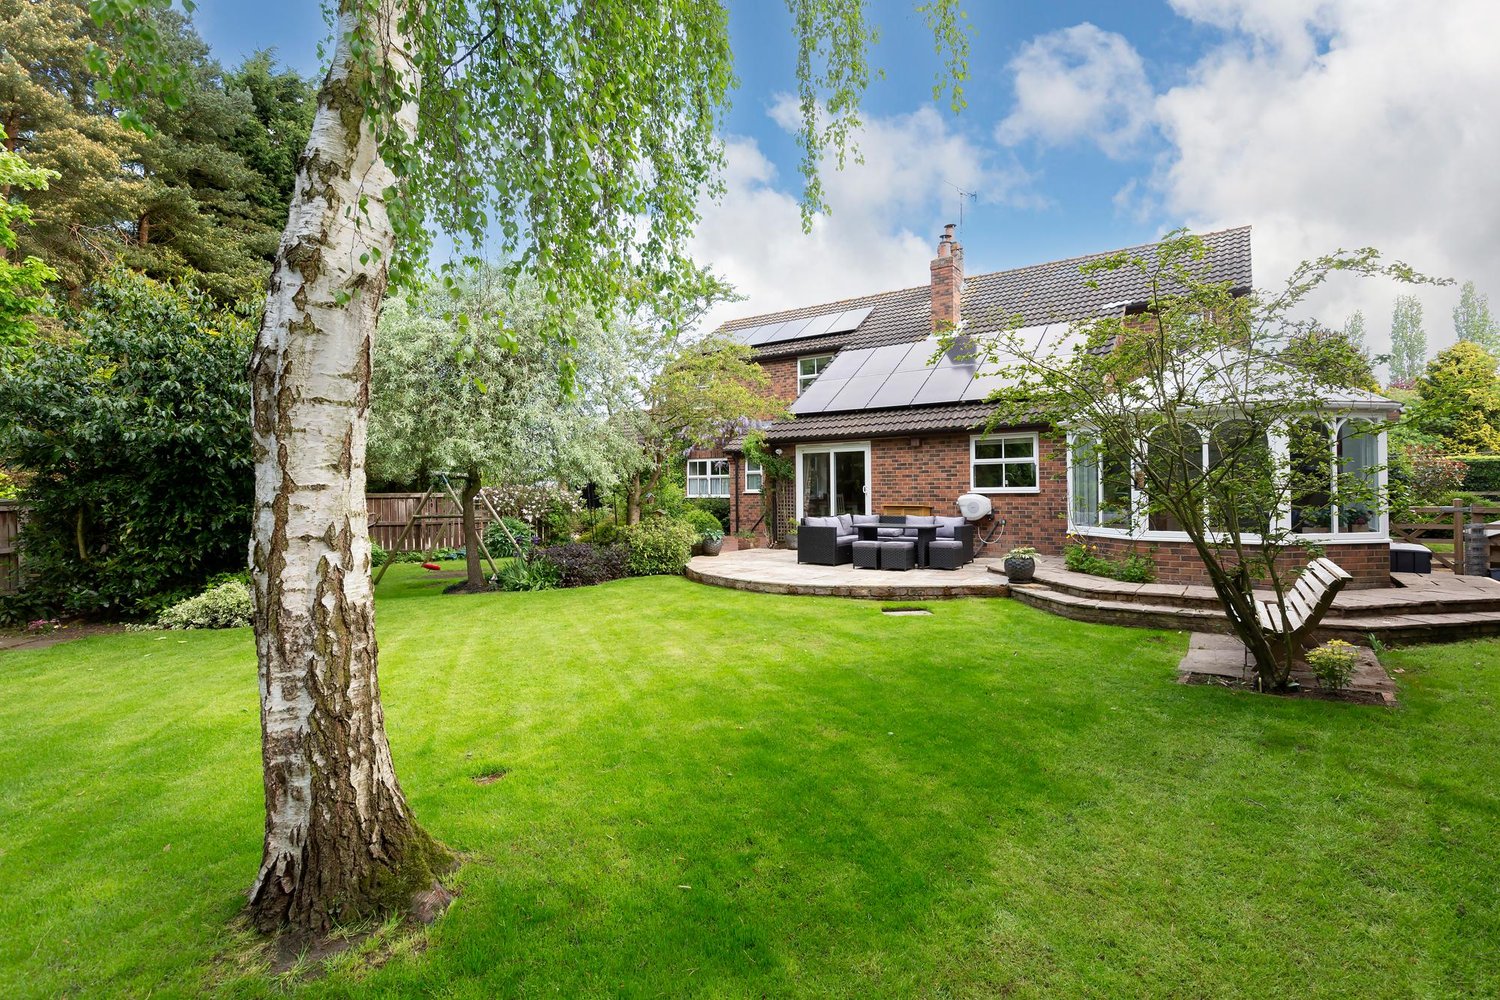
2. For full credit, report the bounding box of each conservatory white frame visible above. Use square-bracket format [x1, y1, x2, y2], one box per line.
[1066, 412, 1391, 545]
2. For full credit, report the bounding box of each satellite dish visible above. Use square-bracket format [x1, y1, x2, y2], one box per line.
[956, 493, 993, 521]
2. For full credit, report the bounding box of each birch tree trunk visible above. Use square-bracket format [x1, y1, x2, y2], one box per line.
[247, 0, 448, 936]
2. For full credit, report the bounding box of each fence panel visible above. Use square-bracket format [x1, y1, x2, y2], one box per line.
[367, 493, 494, 553]
[1392, 501, 1500, 574]
[0, 502, 19, 595]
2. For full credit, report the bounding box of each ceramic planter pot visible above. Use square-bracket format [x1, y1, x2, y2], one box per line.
[785, 532, 798, 551]
[701, 536, 723, 556]
[1004, 555, 1035, 582]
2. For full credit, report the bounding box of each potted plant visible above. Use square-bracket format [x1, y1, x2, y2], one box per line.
[784, 515, 799, 551]
[700, 526, 725, 556]
[1004, 545, 1037, 583]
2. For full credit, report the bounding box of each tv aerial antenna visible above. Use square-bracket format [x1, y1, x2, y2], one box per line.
[948, 182, 978, 237]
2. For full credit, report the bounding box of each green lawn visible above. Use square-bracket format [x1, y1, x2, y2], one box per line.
[2, 566, 1498, 998]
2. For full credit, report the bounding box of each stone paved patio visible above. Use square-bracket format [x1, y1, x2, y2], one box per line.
[686, 547, 1009, 599]
[1177, 632, 1397, 704]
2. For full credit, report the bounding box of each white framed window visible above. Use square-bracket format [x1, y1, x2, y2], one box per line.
[971, 433, 1040, 493]
[798, 354, 835, 394]
[744, 459, 763, 493]
[686, 458, 730, 498]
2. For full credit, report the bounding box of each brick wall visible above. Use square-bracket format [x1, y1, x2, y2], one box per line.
[760, 356, 801, 402]
[1080, 534, 1391, 590]
[863, 430, 1070, 553]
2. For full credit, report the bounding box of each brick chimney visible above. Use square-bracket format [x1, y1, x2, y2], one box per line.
[930, 223, 963, 332]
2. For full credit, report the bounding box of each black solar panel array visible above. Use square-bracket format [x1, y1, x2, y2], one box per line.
[787, 330, 1053, 416]
[726, 306, 875, 348]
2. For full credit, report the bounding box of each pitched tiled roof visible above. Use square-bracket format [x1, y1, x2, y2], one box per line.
[718, 226, 1253, 362]
[762, 402, 1014, 442]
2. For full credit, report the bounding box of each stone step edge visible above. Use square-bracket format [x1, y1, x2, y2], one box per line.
[994, 566, 1500, 619]
[684, 565, 1010, 601]
[1008, 584, 1500, 645]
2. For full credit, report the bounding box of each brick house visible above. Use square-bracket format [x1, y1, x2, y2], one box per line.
[690, 225, 1397, 589]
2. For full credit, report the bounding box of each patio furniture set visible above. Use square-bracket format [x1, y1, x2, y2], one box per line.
[796, 514, 976, 571]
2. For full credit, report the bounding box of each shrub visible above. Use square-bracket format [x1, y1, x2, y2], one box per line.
[370, 541, 389, 568]
[579, 520, 625, 546]
[154, 581, 254, 630]
[0, 271, 254, 621]
[623, 517, 696, 576]
[686, 497, 730, 531]
[1116, 553, 1157, 583]
[1305, 639, 1360, 690]
[534, 543, 629, 588]
[682, 506, 724, 540]
[1455, 454, 1500, 495]
[1063, 541, 1157, 583]
[483, 516, 535, 559]
[495, 556, 560, 592]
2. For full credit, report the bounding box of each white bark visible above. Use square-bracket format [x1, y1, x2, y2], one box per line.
[247, 1, 438, 933]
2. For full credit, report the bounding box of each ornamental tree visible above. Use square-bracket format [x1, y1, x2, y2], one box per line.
[1409, 341, 1500, 454]
[955, 231, 1436, 690]
[368, 267, 639, 590]
[93, 0, 972, 938]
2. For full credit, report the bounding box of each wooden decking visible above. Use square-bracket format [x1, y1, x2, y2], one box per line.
[1002, 557, 1500, 646]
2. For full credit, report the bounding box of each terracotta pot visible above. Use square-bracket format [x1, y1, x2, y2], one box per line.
[1004, 555, 1035, 582]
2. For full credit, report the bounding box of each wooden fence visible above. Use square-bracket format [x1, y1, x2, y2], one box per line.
[1390, 498, 1500, 574]
[367, 492, 495, 553]
[0, 502, 18, 595]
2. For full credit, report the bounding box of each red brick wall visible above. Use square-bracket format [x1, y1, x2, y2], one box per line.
[760, 356, 801, 402]
[1079, 534, 1391, 590]
[860, 430, 1069, 553]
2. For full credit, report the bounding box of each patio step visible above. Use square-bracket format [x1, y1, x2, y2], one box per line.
[1007, 581, 1500, 646]
[996, 561, 1500, 620]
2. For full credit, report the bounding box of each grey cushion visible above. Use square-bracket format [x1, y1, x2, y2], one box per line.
[836, 534, 858, 545]
[905, 515, 936, 527]
[804, 516, 839, 529]
[935, 515, 966, 539]
[851, 514, 879, 526]
[836, 513, 854, 535]
[877, 527, 905, 538]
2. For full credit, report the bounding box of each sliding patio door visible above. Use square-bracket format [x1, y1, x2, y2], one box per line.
[798, 444, 870, 518]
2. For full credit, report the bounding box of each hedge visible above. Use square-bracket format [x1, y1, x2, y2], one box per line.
[1454, 455, 1500, 494]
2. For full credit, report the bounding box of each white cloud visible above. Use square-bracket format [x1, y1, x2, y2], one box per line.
[995, 23, 1154, 158]
[1148, 0, 1500, 361]
[690, 99, 1033, 334]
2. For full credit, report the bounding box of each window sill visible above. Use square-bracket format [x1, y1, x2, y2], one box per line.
[972, 487, 1042, 495]
[1069, 524, 1389, 545]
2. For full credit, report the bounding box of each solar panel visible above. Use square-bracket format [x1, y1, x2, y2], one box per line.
[893, 338, 941, 371]
[853, 342, 911, 378]
[789, 376, 848, 415]
[911, 364, 975, 406]
[815, 348, 872, 381]
[826, 374, 888, 411]
[827, 306, 874, 333]
[863, 367, 927, 409]
[796, 311, 843, 339]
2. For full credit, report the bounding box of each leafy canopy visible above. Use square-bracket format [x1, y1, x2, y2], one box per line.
[0, 142, 60, 347]
[92, 0, 971, 330]
[0, 269, 254, 621]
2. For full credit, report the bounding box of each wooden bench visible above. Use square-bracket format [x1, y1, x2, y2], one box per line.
[1254, 557, 1352, 647]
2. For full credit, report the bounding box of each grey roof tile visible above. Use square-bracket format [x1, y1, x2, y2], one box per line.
[762, 402, 1008, 442]
[718, 226, 1253, 361]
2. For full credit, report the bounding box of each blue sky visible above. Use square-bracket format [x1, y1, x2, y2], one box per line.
[194, 1, 1500, 359]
